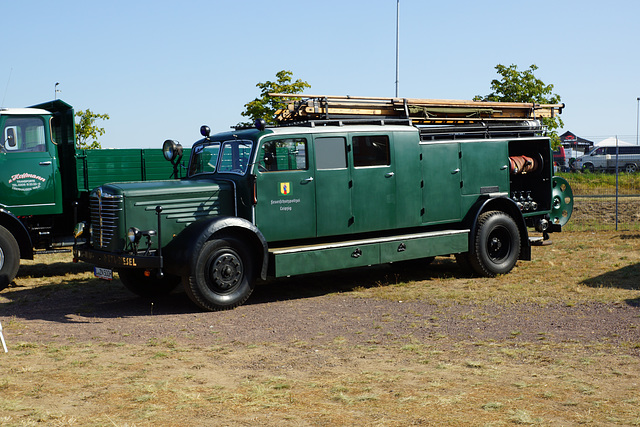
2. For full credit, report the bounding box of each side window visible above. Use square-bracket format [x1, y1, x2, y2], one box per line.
[2, 117, 46, 152]
[352, 135, 390, 167]
[259, 138, 307, 172]
[620, 147, 640, 155]
[315, 137, 347, 169]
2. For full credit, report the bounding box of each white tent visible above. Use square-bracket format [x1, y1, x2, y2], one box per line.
[594, 137, 635, 147]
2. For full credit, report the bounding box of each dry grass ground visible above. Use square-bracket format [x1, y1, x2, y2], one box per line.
[1, 229, 639, 426]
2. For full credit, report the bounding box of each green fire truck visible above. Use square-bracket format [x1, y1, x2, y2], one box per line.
[0, 100, 188, 290]
[73, 94, 573, 311]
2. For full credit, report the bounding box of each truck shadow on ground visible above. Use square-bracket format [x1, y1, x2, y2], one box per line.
[16, 261, 93, 279]
[2, 257, 467, 322]
[250, 257, 465, 305]
[580, 262, 640, 306]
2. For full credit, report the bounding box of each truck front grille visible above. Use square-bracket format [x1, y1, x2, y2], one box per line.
[90, 190, 123, 249]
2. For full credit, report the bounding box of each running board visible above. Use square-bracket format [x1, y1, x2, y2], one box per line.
[269, 229, 469, 277]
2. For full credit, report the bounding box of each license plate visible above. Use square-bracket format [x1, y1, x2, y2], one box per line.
[94, 266, 113, 281]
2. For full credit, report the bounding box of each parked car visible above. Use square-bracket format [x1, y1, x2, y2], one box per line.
[575, 145, 640, 173]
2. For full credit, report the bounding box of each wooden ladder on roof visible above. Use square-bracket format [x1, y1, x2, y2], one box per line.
[269, 93, 564, 125]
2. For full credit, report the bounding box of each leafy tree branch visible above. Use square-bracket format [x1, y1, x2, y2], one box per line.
[76, 109, 110, 149]
[241, 70, 310, 126]
[475, 64, 563, 146]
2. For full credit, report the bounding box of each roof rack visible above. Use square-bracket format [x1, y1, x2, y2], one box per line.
[270, 93, 564, 126]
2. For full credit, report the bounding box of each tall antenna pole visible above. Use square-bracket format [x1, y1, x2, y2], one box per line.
[395, 0, 400, 97]
[636, 97, 639, 145]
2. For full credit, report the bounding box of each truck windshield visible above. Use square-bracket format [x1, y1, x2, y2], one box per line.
[189, 139, 253, 176]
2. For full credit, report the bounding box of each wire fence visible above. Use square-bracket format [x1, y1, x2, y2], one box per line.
[558, 171, 640, 231]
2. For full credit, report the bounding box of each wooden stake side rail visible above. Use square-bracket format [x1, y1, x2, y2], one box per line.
[269, 93, 564, 125]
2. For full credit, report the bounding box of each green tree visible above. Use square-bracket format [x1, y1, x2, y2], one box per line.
[241, 70, 310, 126]
[475, 64, 563, 146]
[75, 109, 110, 149]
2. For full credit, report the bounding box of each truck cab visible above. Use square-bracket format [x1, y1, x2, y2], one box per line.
[0, 100, 190, 291]
[73, 95, 572, 311]
[1, 105, 67, 217]
[0, 101, 73, 288]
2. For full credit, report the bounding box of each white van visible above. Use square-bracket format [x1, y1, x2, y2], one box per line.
[575, 145, 640, 173]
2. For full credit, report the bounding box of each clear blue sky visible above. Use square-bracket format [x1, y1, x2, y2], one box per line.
[3, 0, 640, 148]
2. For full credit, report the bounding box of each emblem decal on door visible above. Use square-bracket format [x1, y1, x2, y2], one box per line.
[280, 182, 290, 195]
[8, 173, 46, 192]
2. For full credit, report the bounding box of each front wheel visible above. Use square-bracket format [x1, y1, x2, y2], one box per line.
[0, 226, 20, 291]
[184, 237, 255, 311]
[117, 269, 181, 297]
[469, 211, 521, 277]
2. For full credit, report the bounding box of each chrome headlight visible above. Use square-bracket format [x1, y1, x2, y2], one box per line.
[127, 227, 141, 244]
[162, 139, 183, 162]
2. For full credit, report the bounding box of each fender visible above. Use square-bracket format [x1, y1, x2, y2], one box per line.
[162, 216, 269, 279]
[464, 196, 531, 261]
[0, 208, 34, 260]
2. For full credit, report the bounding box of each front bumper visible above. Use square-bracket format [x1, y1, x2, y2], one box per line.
[73, 245, 163, 270]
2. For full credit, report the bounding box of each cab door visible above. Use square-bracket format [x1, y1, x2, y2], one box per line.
[314, 135, 352, 237]
[349, 133, 396, 233]
[254, 136, 316, 242]
[0, 115, 60, 216]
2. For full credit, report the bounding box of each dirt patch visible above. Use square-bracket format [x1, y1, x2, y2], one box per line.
[3, 288, 639, 353]
[572, 197, 640, 225]
[1, 231, 640, 426]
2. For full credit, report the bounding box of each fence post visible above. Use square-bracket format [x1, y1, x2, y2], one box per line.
[615, 136, 619, 231]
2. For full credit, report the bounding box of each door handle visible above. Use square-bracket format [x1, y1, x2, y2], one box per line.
[501, 165, 508, 170]
[385, 172, 395, 178]
[39, 161, 52, 166]
[301, 177, 314, 184]
[451, 168, 460, 174]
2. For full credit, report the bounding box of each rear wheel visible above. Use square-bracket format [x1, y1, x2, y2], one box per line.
[0, 226, 20, 291]
[117, 269, 181, 297]
[469, 211, 520, 277]
[625, 163, 637, 173]
[184, 237, 255, 311]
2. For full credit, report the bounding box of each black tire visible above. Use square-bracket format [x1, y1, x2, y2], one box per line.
[625, 164, 637, 174]
[469, 211, 520, 277]
[583, 163, 595, 173]
[184, 237, 255, 311]
[117, 269, 181, 297]
[0, 226, 20, 291]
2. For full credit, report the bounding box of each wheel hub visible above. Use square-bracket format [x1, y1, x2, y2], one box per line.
[0, 247, 4, 270]
[488, 228, 510, 261]
[210, 253, 242, 291]
[490, 237, 502, 252]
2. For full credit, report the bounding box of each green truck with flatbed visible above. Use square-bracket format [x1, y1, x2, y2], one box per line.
[73, 94, 573, 311]
[0, 100, 187, 289]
